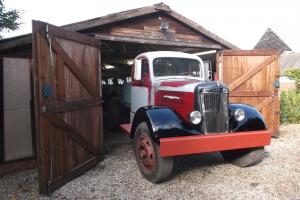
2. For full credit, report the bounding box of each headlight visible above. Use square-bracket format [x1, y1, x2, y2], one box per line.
[189, 111, 202, 124]
[234, 109, 245, 121]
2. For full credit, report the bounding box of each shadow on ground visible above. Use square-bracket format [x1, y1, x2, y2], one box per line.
[172, 153, 226, 177]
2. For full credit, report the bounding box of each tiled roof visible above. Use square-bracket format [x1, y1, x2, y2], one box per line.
[254, 28, 292, 52]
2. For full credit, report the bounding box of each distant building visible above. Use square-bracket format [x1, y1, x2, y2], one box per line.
[254, 28, 292, 53]
[254, 28, 297, 91]
[280, 51, 300, 70]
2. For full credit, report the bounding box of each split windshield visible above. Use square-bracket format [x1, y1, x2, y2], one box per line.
[153, 57, 202, 78]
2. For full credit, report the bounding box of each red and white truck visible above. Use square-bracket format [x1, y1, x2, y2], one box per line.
[114, 51, 271, 183]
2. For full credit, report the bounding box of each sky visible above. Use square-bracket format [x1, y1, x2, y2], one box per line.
[2, 0, 300, 51]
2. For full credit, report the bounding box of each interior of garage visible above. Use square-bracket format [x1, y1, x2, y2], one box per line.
[0, 2, 238, 193]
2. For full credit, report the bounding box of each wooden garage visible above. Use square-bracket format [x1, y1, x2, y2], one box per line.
[0, 3, 279, 195]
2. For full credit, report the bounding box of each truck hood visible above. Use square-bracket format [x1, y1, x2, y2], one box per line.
[154, 79, 203, 92]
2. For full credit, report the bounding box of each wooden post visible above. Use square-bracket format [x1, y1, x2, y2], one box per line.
[0, 58, 4, 164]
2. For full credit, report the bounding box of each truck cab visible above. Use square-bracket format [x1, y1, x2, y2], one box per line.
[120, 51, 271, 183]
[131, 51, 206, 124]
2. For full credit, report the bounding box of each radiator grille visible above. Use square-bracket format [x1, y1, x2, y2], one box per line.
[200, 92, 229, 134]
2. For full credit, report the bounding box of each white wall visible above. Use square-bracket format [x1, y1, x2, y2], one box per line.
[3, 58, 33, 161]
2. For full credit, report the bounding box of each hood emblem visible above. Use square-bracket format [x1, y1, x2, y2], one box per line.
[162, 95, 180, 100]
[216, 81, 220, 87]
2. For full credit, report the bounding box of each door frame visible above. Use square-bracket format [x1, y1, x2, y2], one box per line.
[0, 58, 4, 164]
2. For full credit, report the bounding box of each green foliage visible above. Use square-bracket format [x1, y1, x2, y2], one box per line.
[280, 90, 300, 124]
[0, 0, 21, 38]
[284, 68, 300, 89]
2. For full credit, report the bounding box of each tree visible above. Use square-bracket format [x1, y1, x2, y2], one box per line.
[0, 0, 21, 38]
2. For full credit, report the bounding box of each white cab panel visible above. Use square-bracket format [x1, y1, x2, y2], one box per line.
[131, 86, 148, 122]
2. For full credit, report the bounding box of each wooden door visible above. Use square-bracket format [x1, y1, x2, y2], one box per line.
[217, 50, 280, 137]
[32, 21, 103, 194]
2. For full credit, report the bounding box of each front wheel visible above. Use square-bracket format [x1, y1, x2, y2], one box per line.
[133, 122, 173, 183]
[220, 147, 265, 167]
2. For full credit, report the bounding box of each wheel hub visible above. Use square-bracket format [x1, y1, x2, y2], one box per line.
[136, 133, 155, 171]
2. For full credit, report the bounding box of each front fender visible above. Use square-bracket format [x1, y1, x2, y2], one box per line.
[130, 106, 197, 143]
[229, 104, 267, 132]
[131, 104, 267, 144]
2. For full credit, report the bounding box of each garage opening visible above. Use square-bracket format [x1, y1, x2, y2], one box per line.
[99, 42, 222, 153]
[100, 44, 221, 132]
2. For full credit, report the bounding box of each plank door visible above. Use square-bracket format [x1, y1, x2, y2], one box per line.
[217, 50, 280, 137]
[32, 21, 103, 194]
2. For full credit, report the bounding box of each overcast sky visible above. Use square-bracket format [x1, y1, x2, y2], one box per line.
[2, 0, 300, 51]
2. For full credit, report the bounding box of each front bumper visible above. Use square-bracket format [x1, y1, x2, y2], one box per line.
[160, 130, 271, 157]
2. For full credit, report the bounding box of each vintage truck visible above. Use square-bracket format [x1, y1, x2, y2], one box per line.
[115, 51, 271, 183]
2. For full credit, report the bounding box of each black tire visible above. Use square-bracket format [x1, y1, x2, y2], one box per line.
[220, 147, 265, 167]
[133, 122, 173, 183]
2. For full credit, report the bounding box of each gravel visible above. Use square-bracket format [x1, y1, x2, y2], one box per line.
[1, 124, 300, 200]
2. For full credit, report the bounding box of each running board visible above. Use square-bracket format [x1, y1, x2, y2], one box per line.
[120, 124, 131, 136]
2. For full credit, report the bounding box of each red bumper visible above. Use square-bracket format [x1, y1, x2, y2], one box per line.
[160, 130, 271, 157]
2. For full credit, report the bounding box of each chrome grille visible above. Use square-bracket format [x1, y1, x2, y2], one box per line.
[200, 91, 229, 134]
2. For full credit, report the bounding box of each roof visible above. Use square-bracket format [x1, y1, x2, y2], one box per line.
[63, 3, 238, 49]
[254, 28, 292, 52]
[0, 3, 238, 52]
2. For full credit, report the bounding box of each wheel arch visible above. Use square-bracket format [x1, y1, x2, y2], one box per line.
[130, 106, 189, 143]
[229, 103, 267, 132]
[130, 107, 153, 139]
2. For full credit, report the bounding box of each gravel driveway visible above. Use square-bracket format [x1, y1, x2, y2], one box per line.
[1, 124, 299, 200]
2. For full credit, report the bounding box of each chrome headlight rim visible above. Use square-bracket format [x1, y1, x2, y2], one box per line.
[234, 108, 245, 121]
[189, 111, 202, 125]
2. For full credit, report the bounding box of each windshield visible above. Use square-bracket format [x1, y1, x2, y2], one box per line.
[153, 57, 202, 78]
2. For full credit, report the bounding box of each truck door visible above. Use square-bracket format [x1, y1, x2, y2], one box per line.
[131, 58, 150, 121]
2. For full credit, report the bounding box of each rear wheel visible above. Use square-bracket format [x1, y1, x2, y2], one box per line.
[221, 147, 265, 167]
[133, 122, 173, 183]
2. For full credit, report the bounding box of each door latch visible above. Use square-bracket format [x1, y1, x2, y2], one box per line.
[273, 79, 280, 88]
